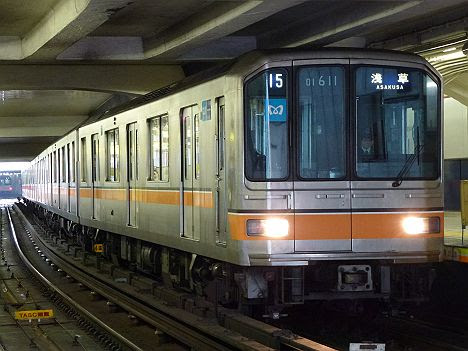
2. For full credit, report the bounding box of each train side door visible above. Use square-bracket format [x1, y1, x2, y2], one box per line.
[91, 133, 100, 219]
[49, 154, 53, 206]
[181, 105, 200, 240]
[215, 97, 227, 245]
[127, 123, 138, 227]
[67, 144, 71, 212]
[58, 148, 62, 208]
[293, 61, 352, 252]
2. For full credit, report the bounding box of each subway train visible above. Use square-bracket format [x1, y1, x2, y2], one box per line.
[22, 48, 443, 312]
[0, 171, 22, 198]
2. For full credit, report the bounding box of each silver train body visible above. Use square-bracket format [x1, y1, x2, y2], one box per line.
[23, 49, 444, 305]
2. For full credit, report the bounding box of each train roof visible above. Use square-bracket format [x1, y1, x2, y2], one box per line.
[94, 48, 436, 123]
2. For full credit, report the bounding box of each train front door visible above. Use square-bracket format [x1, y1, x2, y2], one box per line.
[181, 106, 201, 240]
[215, 97, 227, 245]
[293, 61, 352, 252]
[91, 133, 99, 219]
[127, 123, 138, 227]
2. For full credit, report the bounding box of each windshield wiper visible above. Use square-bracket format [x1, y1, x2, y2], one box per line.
[392, 143, 424, 188]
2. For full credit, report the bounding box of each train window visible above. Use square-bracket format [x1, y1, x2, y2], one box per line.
[91, 134, 99, 182]
[297, 66, 346, 179]
[53, 151, 57, 183]
[67, 144, 71, 183]
[194, 113, 200, 179]
[62, 147, 66, 182]
[71, 141, 75, 182]
[0, 176, 11, 185]
[149, 115, 169, 182]
[244, 68, 289, 181]
[106, 128, 120, 182]
[355, 66, 439, 180]
[184, 114, 192, 180]
[81, 137, 87, 182]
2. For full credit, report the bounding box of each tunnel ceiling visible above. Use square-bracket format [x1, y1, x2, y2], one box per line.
[0, 0, 467, 161]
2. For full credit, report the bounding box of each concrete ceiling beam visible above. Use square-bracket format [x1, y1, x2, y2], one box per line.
[0, 0, 133, 60]
[142, 0, 305, 60]
[0, 115, 87, 138]
[0, 64, 184, 94]
[259, 1, 422, 48]
[369, 16, 468, 50]
[445, 76, 468, 107]
[258, 0, 468, 49]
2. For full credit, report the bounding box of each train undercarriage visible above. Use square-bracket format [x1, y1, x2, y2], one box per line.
[26, 201, 437, 318]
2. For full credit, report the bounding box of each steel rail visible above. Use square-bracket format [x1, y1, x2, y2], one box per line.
[10, 206, 260, 351]
[6, 207, 144, 351]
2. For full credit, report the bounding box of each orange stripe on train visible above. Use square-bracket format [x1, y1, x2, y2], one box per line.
[78, 188, 213, 208]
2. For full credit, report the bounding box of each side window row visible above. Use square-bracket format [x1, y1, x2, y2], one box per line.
[44, 105, 207, 185]
[80, 114, 172, 183]
[45, 141, 76, 184]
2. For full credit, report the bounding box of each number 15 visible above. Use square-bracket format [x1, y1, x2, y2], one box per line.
[269, 73, 283, 88]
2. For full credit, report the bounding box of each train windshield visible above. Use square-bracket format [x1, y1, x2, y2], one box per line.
[244, 68, 289, 181]
[355, 66, 439, 180]
[297, 66, 346, 179]
[0, 176, 11, 185]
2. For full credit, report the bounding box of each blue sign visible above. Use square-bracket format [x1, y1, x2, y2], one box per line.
[201, 99, 211, 121]
[265, 98, 287, 122]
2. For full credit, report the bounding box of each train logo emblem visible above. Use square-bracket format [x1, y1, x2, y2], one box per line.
[265, 98, 287, 122]
[268, 104, 283, 116]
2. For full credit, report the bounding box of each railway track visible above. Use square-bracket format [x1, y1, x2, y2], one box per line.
[0, 207, 108, 351]
[7, 202, 336, 351]
[384, 314, 468, 351]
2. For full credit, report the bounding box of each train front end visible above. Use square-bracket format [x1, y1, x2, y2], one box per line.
[230, 49, 443, 303]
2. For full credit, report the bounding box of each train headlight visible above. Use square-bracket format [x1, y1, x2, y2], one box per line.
[402, 217, 440, 235]
[246, 218, 289, 238]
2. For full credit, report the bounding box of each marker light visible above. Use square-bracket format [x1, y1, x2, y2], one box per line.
[402, 217, 440, 235]
[246, 218, 289, 238]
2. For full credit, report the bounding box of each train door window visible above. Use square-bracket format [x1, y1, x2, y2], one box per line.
[81, 137, 87, 182]
[62, 147, 67, 182]
[150, 117, 161, 181]
[296, 66, 346, 179]
[184, 112, 192, 180]
[106, 128, 120, 182]
[67, 144, 71, 182]
[54, 151, 57, 183]
[244, 68, 289, 181]
[91, 134, 99, 182]
[71, 141, 75, 182]
[194, 113, 200, 179]
[149, 115, 169, 182]
[49, 154, 52, 183]
[218, 103, 225, 172]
